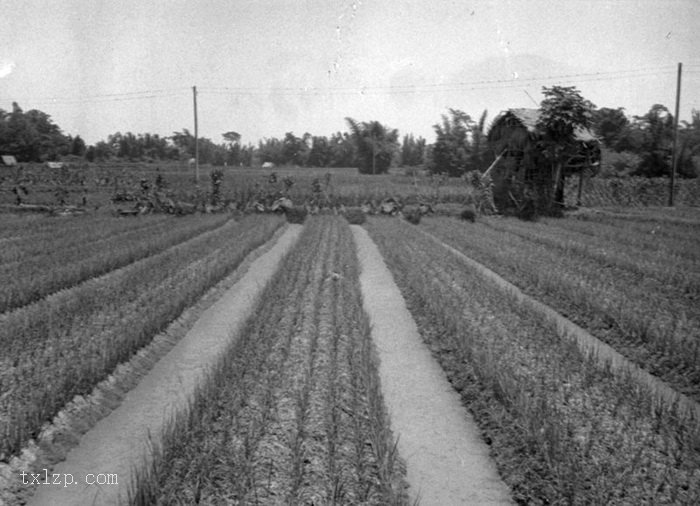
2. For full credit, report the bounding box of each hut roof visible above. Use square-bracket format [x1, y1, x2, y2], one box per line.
[494, 108, 598, 143]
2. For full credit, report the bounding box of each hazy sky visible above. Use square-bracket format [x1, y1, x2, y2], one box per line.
[1, 0, 699, 145]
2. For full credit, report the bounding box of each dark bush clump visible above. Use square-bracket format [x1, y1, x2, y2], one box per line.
[343, 207, 366, 225]
[285, 206, 308, 224]
[460, 207, 476, 222]
[404, 208, 422, 225]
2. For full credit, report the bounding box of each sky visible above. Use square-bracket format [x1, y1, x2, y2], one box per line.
[1, 0, 699, 146]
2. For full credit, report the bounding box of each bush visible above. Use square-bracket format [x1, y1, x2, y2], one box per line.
[343, 207, 366, 225]
[459, 207, 476, 222]
[285, 206, 307, 224]
[404, 208, 422, 225]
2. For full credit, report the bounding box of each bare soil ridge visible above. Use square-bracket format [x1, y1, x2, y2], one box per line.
[416, 226, 700, 422]
[351, 225, 513, 506]
[0, 224, 288, 506]
[26, 225, 303, 506]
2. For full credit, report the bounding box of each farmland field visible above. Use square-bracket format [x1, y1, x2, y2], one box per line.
[1, 174, 700, 505]
[0, 162, 469, 211]
[0, 213, 231, 312]
[3, 160, 700, 211]
[367, 216, 700, 504]
[0, 213, 284, 460]
[417, 212, 700, 402]
[133, 216, 407, 505]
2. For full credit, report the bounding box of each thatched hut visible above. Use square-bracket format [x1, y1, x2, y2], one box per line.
[486, 108, 600, 216]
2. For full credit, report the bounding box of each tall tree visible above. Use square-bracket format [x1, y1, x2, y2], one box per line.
[400, 133, 426, 167]
[307, 135, 333, 167]
[282, 132, 311, 166]
[678, 109, 700, 178]
[0, 103, 69, 161]
[329, 132, 355, 167]
[537, 85, 596, 210]
[70, 135, 87, 157]
[591, 107, 629, 150]
[471, 109, 488, 170]
[345, 118, 399, 174]
[630, 104, 674, 177]
[430, 108, 475, 176]
[222, 131, 242, 165]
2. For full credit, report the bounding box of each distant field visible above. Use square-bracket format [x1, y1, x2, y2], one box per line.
[2, 161, 699, 211]
[0, 161, 467, 210]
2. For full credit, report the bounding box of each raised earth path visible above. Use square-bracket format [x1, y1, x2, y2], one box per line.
[27, 225, 302, 506]
[351, 226, 513, 506]
[415, 226, 700, 422]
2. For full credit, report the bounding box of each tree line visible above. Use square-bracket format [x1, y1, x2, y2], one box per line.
[1, 94, 699, 178]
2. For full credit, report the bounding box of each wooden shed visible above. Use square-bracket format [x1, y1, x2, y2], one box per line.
[487, 108, 600, 216]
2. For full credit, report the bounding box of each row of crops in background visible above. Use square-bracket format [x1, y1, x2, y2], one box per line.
[0, 213, 231, 312]
[0, 214, 284, 459]
[0, 162, 468, 210]
[132, 216, 407, 505]
[420, 213, 700, 402]
[5, 161, 700, 212]
[366, 217, 700, 504]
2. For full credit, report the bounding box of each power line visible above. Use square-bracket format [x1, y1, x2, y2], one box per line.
[197, 69, 679, 97]
[199, 65, 679, 94]
[1, 65, 695, 105]
[1, 88, 189, 105]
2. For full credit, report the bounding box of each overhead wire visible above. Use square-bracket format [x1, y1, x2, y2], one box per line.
[1, 65, 695, 104]
[1, 87, 190, 106]
[198, 68, 682, 97]
[200, 65, 680, 93]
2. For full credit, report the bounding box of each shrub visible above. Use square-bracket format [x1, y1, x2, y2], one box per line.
[343, 207, 366, 225]
[285, 206, 307, 224]
[459, 207, 476, 222]
[404, 208, 422, 225]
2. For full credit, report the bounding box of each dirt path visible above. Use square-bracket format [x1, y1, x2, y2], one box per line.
[27, 225, 302, 506]
[351, 226, 512, 506]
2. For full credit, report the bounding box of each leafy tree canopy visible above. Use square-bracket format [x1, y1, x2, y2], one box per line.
[345, 118, 399, 174]
[537, 85, 596, 149]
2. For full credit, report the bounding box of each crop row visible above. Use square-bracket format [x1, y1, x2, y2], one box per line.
[0, 213, 231, 313]
[132, 216, 406, 505]
[420, 216, 700, 402]
[367, 217, 700, 505]
[565, 209, 700, 249]
[481, 215, 700, 297]
[0, 215, 284, 460]
[0, 214, 171, 263]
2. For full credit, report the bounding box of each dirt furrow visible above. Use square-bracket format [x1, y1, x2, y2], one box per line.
[25, 225, 302, 506]
[351, 225, 513, 505]
[133, 216, 406, 505]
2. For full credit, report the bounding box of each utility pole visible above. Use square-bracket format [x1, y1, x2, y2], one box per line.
[193, 85, 199, 186]
[372, 132, 376, 175]
[669, 62, 682, 206]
